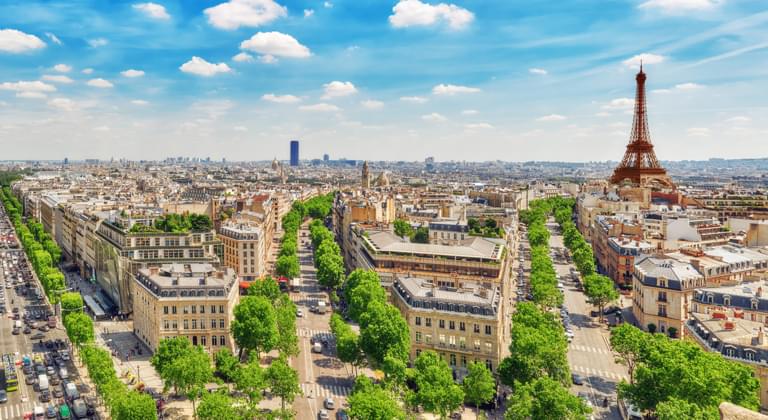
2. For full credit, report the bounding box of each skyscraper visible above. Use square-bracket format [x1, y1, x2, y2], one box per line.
[290, 140, 299, 167]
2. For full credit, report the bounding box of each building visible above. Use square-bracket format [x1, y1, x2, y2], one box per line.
[632, 256, 705, 336]
[290, 140, 299, 167]
[219, 222, 266, 281]
[429, 219, 470, 245]
[591, 215, 652, 285]
[132, 263, 239, 353]
[361, 161, 371, 189]
[391, 276, 508, 375]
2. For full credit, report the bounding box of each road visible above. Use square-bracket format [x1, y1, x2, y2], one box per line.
[291, 222, 353, 420]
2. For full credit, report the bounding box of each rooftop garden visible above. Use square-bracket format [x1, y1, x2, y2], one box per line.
[128, 213, 213, 233]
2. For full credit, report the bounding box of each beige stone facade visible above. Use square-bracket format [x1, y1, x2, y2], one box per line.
[219, 222, 266, 281]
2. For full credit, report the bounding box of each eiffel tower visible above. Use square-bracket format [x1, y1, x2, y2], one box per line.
[610, 64, 674, 188]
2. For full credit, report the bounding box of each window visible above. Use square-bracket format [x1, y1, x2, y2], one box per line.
[183, 319, 189, 330]
[172, 320, 178, 329]
[449, 321, 455, 330]
[459, 337, 466, 349]
[474, 340, 481, 351]
[449, 336, 456, 347]
[183, 306, 189, 315]
[211, 319, 216, 329]
[191, 306, 197, 314]
[219, 319, 225, 329]
[439, 334, 446, 346]
[415, 316, 421, 326]
[212, 336, 218, 346]
[163, 306, 169, 315]
[192, 319, 197, 329]
[425, 334, 432, 344]
[219, 305, 225, 314]
[461, 355, 467, 367]
[658, 291, 667, 302]
[172, 306, 177, 314]
[485, 342, 492, 354]
[200, 305, 205, 314]
[220, 336, 226, 346]
[163, 320, 169, 330]
[439, 319, 445, 329]
[474, 324, 480, 334]
[485, 325, 492, 335]
[726, 347, 735, 357]
[485, 360, 493, 371]
[416, 349, 422, 357]
[724, 296, 731, 306]
[415, 332, 422, 343]
[449, 354, 456, 366]
[201, 336, 206, 346]
[426, 318, 432, 327]
[753, 300, 759, 310]
[459, 322, 465, 331]
[211, 305, 216, 314]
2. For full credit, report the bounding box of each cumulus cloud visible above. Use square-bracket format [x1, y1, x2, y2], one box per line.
[240, 32, 311, 58]
[639, 0, 720, 12]
[204, 0, 287, 30]
[81, 68, 94, 75]
[400, 96, 428, 103]
[304, 9, 314, 17]
[674, 82, 703, 90]
[179, 57, 232, 76]
[462, 109, 479, 115]
[16, 92, 47, 99]
[53, 64, 71, 73]
[726, 116, 751, 123]
[536, 114, 567, 122]
[322, 81, 357, 99]
[42, 75, 74, 84]
[233, 52, 254, 62]
[133, 2, 171, 20]
[86, 78, 114, 88]
[389, 0, 474, 30]
[432, 84, 480, 95]
[465, 123, 493, 129]
[131, 99, 149, 105]
[0, 80, 56, 92]
[529, 68, 548, 75]
[299, 103, 340, 112]
[622, 53, 664, 68]
[262, 93, 301, 103]
[0, 29, 46, 53]
[687, 127, 710, 136]
[361, 100, 384, 110]
[259, 54, 277, 64]
[602, 98, 634, 110]
[88, 38, 108, 48]
[121, 69, 145, 77]
[44, 32, 62, 45]
[422, 112, 447, 122]
[47, 97, 77, 111]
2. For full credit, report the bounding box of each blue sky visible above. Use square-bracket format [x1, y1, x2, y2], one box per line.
[0, 0, 766, 162]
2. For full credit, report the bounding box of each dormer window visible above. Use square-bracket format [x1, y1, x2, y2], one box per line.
[746, 350, 756, 361]
[752, 300, 759, 310]
[723, 295, 731, 306]
[707, 294, 714, 304]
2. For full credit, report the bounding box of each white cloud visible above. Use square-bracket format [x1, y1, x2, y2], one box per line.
[53, 64, 71, 73]
[304, 9, 314, 17]
[44, 32, 62, 45]
[622, 53, 665, 68]
[461, 109, 479, 115]
[262, 93, 301, 103]
[93, 125, 110, 132]
[322, 81, 357, 99]
[179, 57, 232, 76]
[0, 29, 45, 53]
[687, 127, 710, 136]
[81, 68, 94, 75]
[422, 112, 447, 122]
[88, 38, 108, 48]
[86, 78, 114, 88]
[323, 1, 333, 8]
[674, 82, 703, 90]
[47, 97, 77, 111]
[121, 69, 145, 78]
[16, 91, 47, 99]
[42, 75, 73, 84]
[536, 114, 567, 122]
[133, 2, 171, 20]
[432, 84, 480, 95]
[0, 80, 56, 92]
[240, 32, 311, 58]
[232, 52, 254, 63]
[595, 112, 611, 117]
[204, 0, 287, 30]
[465, 123, 493, 129]
[400, 96, 428, 103]
[529, 68, 548, 75]
[233, 125, 248, 132]
[361, 100, 384, 110]
[389, 0, 474, 30]
[726, 116, 751, 123]
[131, 99, 149, 106]
[639, 0, 720, 13]
[299, 103, 340, 112]
[602, 97, 634, 110]
[651, 89, 671, 94]
[259, 54, 277, 64]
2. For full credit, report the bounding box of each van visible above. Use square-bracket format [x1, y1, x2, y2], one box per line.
[38, 374, 49, 391]
[64, 382, 79, 400]
[316, 301, 327, 314]
[312, 342, 323, 354]
[14, 320, 21, 329]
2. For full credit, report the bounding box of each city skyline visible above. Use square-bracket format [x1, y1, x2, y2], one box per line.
[1, 0, 767, 162]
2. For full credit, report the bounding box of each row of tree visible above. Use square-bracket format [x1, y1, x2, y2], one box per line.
[275, 193, 334, 279]
[310, 220, 345, 293]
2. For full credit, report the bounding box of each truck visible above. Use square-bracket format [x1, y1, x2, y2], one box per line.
[316, 301, 327, 314]
[37, 374, 49, 392]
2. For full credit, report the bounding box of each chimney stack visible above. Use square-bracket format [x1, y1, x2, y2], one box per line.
[758, 287, 763, 298]
[757, 327, 766, 346]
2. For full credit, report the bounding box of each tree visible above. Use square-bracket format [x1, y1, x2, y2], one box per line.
[151, 336, 193, 382]
[609, 324, 649, 384]
[317, 252, 345, 290]
[234, 358, 266, 407]
[63, 312, 94, 346]
[61, 292, 84, 316]
[572, 246, 596, 276]
[393, 219, 413, 238]
[266, 358, 301, 411]
[411, 351, 464, 419]
[582, 274, 619, 321]
[655, 398, 716, 420]
[647, 323, 657, 333]
[197, 390, 240, 420]
[275, 255, 300, 279]
[214, 348, 239, 382]
[274, 295, 300, 357]
[359, 301, 410, 367]
[165, 345, 213, 416]
[505, 377, 591, 420]
[463, 362, 496, 415]
[331, 314, 365, 375]
[232, 295, 278, 359]
[411, 226, 430, 244]
[111, 391, 157, 420]
[348, 375, 405, 420]
[248, 276, 281, 300]
[346, 270, 386, 322]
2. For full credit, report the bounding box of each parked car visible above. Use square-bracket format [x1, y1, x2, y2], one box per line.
[323, 397, 335, 410]
[572, 374, 585, 385]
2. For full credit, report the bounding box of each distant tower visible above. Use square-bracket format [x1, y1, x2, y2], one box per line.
[63, 157, 68, 165]
[271, 157, 280, 171]
[361, 161, 371, 189]
[323, 154, 329, 162]
[290, 140, 299, 167]
[610, 65, 674, 188]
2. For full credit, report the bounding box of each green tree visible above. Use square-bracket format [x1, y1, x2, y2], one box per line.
[411, 351, 464, 419]
[411, 226, 430, 244]
[214, 348, 239, 382]
[165, 345, 213, 416]
[582, 274, 619, 321]
[463, 362, 496, 415]
[317, 252, 345, 290]
[266, 358, 301, 411]
[151, 336, 193, 383]
[63, 312, 94, 346]
[232, 295, 278, 359]
[331, 314, 366, 375]
[248, 276, 282, 300]
[393, 219, 414, 238]
[359, 301, 410, 367]
[609, 324, 649, 384]
[348, 375, 405, 420]
[655, 398, 716, 420]
[346, 270, 386, 322]
[274, 294, 300, 357]
[275, 255, 300, 279]
[111, 391, 157, 420]
[61, 292, 84, 316]
[505, 377, 591, 420]
[234, 358, 266, 407]
[197, 390, 240, 420]
[572, 246, 596, 276]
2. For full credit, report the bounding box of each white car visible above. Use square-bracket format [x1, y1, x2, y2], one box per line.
[296, 309, 304, 317]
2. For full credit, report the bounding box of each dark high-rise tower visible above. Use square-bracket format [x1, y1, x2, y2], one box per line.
[289, 140, 299, 167]
[610, 65, 674, 188]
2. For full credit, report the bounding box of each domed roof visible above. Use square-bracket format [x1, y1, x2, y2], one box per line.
[374, 171, 390, 187]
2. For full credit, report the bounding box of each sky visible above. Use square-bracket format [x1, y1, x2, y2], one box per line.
[0, 0, 767, 163]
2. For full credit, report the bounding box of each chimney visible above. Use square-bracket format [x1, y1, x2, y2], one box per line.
[758, 287, 763, 298]
[758, 328, 767, 346]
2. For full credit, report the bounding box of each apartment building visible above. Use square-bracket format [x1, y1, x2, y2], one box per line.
[219, 222, 266, 281]
[132, 263, 239, 353]
[591, 215, 652, 286]
[391, 276, 508, 375]
[667, 245, 768, 288]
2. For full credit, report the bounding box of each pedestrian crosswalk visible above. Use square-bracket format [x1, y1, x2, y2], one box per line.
[569, 344, 613, 355]
[571, 365, 629, 382]
[0, 402, 33, 420]
[300, 382, 352, 398]
[296, 328, 334, 341]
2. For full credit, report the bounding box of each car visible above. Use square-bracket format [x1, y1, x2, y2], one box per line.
[39, 390, 51, 403]
[318, 409, 330, 420]
[45, 404, 57, 419]
[26, 374, 36, 385]
[53, 386, 63, 398]
[603, 306, 622, 315]
[323, 397, 335, 410]
[336, 410, 350, 420]
[0, 390, 7, 403]
[572, 373, 585, 385]
[71, 399, 87, 418]
[24, 326, 32, 334]
[12, 306, 19, 313]
[296, 309, 303, 317]
[60, 351, 70, 361]
[39, 325, 49, 332]
[32, 332, 45, 340]
[12, 327, 20, 335]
